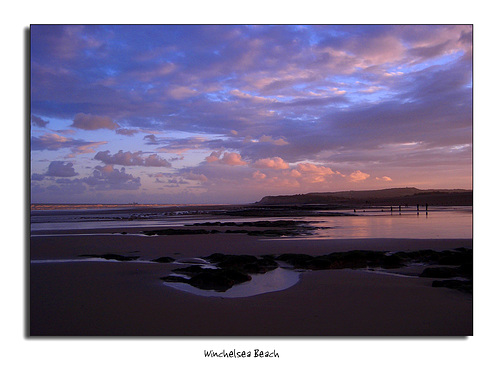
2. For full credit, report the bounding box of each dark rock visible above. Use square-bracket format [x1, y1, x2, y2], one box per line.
[172, 265, 206, 274]
[437, 250, 472, 265]
[276, 253, 314, 269]
[143, 228, 211, 236]
[381, 254, 405, 269]
[458, 263, 473, 278]
[205, 253, 226, 263]
[160, 275, 189, 283]
[79, 253, 140, 261]
[152, 256, 175, 263]
[308, 258, 333, 270]
[188, 269, 252, 292]
[215, 254, 258, 267]
[420, 267, 460, 278]
[205, 254, 278, 274]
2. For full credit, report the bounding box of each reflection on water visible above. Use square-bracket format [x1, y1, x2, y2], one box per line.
[163, 267, 301, 298]
[307, 207, 472, 239]
[31, 206, 472, 240]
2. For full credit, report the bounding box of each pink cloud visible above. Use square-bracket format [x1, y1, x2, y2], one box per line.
[66, 141, 108, 157]
[253, 157, 289, 170]
[294, 163, 338, 184]
[349, 170, 370, 182]
[297, 163, 335, 175]
[220, 152, 247, 166]
[376, 176, 393, 182]
[252, 171, 266, 180]
[206, 151, 247, 166]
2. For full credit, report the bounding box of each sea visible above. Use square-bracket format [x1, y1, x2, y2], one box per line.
[30, 204, 473, 239]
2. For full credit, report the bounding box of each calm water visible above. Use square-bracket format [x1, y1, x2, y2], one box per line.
[306, 206, 472, 239]
[30, 206, 472, 240]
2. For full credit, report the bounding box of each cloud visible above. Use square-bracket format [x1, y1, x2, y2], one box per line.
[70, 113, 119, 130]
[116, 128, 139, 136]
[82, 165, 141, 190]
[31, 133, 107, 156]
[184, 172, 208, 182]
[206, 151, 247, 166]
[252, 171, 267, 180]
[31, 173, 46, 181]
[376, 176, 393, 182]
[253, 157, 289, 170]
[144, 154, 172, 167]
[258, 135, 289, 146]
[30, 25, 472, 203]
[31, 133, 73, 150]
[31, 115, 49, 128]
[295, 162, 338, 183]
[45, 161, 79, 177]
[66, 141, 108, 157]
[167, 86, 198, 100]
[154, 137, 209, 154]
[94, 150, 171, 167]
[220, 152, 247, 166]
[349, 170, 370, 182]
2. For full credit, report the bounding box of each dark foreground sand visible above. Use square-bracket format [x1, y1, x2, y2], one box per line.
[30, 233, 472, 336]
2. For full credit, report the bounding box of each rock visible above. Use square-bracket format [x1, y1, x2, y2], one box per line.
[188, 269, 252, 292]
[381, 254, 404, 269]
[172, 265, 206, 274]
[79, 253, 140, 261]
[276, 253, 314, 269]
[160, 275, 189, 283]
[308, 258, 333, 270]
[152, 256, 175, 263]
[143, 228, 211, 236]
[420, 267, 460, 278]
[206, 254, 278, 274]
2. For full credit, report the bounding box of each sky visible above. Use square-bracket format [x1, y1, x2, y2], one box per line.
[30, 24, 472, 204]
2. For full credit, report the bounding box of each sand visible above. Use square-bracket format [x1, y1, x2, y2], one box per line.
[29, 232, 472, 336]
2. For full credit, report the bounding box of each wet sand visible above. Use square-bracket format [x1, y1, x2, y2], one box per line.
[30, 233, 472, 336]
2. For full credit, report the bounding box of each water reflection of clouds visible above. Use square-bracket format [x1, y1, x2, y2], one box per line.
[312, 210, 471, 239]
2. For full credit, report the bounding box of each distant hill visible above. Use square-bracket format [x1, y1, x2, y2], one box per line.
[257, 188, 472, 207]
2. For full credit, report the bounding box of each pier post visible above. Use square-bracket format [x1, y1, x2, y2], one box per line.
[399, 205, 401, 214]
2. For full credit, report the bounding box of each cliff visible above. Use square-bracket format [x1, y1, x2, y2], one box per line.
[257, 188, 472, 207]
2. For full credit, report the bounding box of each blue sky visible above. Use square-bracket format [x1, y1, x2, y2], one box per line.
[30, 25, 472, 204]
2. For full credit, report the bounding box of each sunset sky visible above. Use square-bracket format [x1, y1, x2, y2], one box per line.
[30, 25, 472, 204]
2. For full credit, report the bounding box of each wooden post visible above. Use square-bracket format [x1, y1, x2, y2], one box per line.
[399, 205, 401, 214]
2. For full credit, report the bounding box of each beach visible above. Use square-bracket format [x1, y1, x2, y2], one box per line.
[30, 226, 472, 336]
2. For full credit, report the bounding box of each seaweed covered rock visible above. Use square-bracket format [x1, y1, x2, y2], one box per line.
[79, 253, 140, 261]
[188, 269, 252, 291]
[143, 228, 211, 236]
[152, 256, 175, 263]
[205, 253, 278, 274]
[420, 267, 460, 278]
[162, 266, 252, 292]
